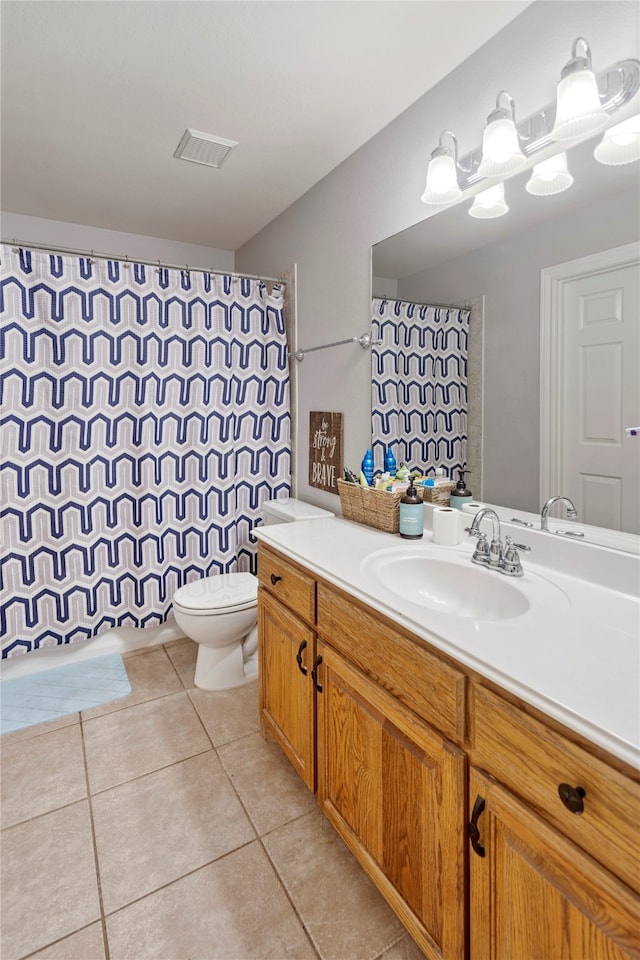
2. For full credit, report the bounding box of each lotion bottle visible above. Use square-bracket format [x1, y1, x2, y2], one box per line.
[450, 469, 473, 510]
[399, 476, 423, 539]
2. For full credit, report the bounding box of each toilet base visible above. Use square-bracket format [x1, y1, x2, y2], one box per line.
[194, 640, 258, 691]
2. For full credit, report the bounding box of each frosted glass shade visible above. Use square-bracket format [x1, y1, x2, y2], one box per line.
[468, 183, 508, 219]
[477, 117, 526, 177]
[421, 154, 461, 204]
[526, 152, 574, 196]
[551, 69, 608, 141]
[594, 115, 640, 165]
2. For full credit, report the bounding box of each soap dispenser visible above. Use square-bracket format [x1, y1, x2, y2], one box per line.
[450, 469, 472, 510]
[399, 476, 424, 539]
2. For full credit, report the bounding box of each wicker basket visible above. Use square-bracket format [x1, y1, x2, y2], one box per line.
[337, 479, 416, 534]
[420, 482, 455, 506]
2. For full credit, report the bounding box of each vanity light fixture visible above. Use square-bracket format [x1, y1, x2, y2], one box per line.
[421, 131, 462, 205]
[550, 39, 609, 142]
[593, 114, 640, 165]
[468, 182, 508, 219]
[525, 152, 574, 196]
[419, 40, 639, 205]
[477, 92, 526, 177]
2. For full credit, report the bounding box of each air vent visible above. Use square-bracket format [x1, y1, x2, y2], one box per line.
[174, 129, 238, 168]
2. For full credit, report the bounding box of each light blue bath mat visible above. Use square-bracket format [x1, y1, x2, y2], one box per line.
[0, 654, 131, 734]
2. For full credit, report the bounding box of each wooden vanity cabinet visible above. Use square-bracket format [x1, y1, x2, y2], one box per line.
[468, 766, 640, 960]
[258, 547, 317, 790]
[317, 640, 466, 960]
[468, 682, 640, 960]
[258, 542, 640, 960]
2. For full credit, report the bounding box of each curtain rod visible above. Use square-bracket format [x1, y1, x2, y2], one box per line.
[290, 332, 382, 362]
[375, 295, 469, 311]
[1, 237, 285, 285]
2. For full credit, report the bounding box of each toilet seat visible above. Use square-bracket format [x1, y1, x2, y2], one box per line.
[173, 573, 257, 614]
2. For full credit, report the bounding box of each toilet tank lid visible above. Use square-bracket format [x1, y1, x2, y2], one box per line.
[173, 573, 257, 611]
[262, 497, 334, 522]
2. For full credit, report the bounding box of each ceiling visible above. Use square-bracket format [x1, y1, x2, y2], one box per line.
[1, 1, 531, 252]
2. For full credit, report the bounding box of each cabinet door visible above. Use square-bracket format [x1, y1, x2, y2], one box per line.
[469, 767, 640, 960]
[258, 590, 316, 791]
[317, 642, 466, 960]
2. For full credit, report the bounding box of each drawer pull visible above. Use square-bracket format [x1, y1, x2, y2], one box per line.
[558, 783, 586, 814]
[270, 573, 282, 585]
[296, 639, 308, 676]
[311, 654, 323, 693]
[468, 794, 486, 857]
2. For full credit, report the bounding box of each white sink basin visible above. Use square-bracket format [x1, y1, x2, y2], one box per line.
[361, 547, 530, 621]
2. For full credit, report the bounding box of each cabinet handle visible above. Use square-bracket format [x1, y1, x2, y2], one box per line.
[270, 573, 282, 585]
[310, 654, 323, 693]
[296, 639, 308, 676]
[468, 794, 486, 857]
[558, 783, 586, 814]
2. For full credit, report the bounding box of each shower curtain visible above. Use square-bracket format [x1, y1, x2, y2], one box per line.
[0, 245, 291, 659]
[371, 296, 469, 477]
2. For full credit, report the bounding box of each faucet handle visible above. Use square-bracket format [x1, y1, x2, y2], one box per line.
[471, 532, 491, 565]
[501, 536, 525, 577]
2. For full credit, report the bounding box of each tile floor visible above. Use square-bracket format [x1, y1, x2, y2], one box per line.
[0, 639, 426, 960]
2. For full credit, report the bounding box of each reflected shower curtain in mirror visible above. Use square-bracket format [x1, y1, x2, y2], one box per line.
[372, 297, 469, 477]
[0, 246, 290, 658]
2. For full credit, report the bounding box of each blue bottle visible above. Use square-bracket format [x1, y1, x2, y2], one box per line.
[384, 447, 397, 476]
[361, 449, 375, 486]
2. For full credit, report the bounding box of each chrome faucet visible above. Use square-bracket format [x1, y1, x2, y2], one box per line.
[540, 496, 577, 532]
[466, 507, 528, 577]
[467, 508, 503, 570]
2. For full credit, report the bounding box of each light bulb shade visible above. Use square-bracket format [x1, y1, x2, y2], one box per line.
[477, 116, 526, 176]
[594, 115, 640, 165]
[526, 152, 574, 196]
[551, 69, 608, 141]
[421, 153, 461, 204]
[468, 183, 508, 219]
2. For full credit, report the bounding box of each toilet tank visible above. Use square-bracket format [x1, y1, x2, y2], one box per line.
[262, 497, 334, 525]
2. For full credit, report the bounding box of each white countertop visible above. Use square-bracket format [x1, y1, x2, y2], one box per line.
[257, 516, 640, 769]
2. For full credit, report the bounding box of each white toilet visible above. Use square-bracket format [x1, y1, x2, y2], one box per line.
[172, 497, 333, 690]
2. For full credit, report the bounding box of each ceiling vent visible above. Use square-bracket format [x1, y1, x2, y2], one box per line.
[174, 129, 238, 168]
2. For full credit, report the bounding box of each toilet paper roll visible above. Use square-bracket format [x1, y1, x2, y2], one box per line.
[461, 501, 487, 516]
[432, 506, 462, 545]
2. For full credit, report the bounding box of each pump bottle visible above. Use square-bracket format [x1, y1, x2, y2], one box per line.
[399, 476, 423, 539]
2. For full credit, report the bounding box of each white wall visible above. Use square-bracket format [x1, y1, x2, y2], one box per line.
[1, 212, 234, 272]
[235, 0, 640, 514]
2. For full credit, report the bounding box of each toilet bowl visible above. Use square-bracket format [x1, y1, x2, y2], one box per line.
[172, 497, 333, 690]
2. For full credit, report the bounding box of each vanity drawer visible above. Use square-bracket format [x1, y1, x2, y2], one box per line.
[316, 582, 466, 742]
[470, 683, 640, 894]
[258, 545, 316, 625]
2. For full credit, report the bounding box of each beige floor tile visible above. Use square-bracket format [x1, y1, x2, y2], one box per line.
[218, 731, 316, 835]
[0, 801, 101, 960]
[188, 679, 260, 746]
[105, 841, 316, 960]
[93, 751, 255, 913]
[0, 711, 80, 747]
[83, 691, 211, 793]
[375, 934, 427, 960]
[80, 646, 184, 720]
[164, 638, 197, 688]
[1, 723, 87, 828]
[28, 922, 106, 960]
[263, 807, 406, 960]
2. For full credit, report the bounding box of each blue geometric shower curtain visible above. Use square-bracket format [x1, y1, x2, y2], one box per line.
[371, 296, 469, 477]
[0, 245, 290, 659]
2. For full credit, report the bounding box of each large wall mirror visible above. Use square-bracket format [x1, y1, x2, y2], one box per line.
[372, 128, 639, 544]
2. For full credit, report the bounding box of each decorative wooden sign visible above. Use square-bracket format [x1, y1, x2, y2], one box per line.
[309, 411, 343, 492]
